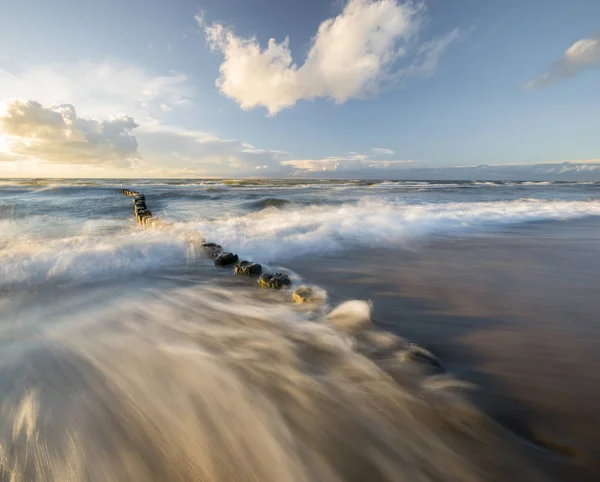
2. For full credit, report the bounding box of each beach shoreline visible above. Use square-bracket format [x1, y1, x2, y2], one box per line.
[288, 218, 600, 480]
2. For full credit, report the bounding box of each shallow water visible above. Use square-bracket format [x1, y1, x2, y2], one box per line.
[1, 179, 599, 481]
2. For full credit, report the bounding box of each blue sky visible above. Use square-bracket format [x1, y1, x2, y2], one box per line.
[0, 0, 599, 178]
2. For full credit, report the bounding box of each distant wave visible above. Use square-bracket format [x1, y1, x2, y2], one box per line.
[245, 198, 291, 210]
[1, 178, 599, 192]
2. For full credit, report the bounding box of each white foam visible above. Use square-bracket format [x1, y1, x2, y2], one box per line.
[2, 198, 600, 286]
[184, 198, 600, 262]
[0, 222, 201, 286]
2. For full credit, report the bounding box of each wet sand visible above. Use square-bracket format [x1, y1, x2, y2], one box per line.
[288, 218, 600, 481]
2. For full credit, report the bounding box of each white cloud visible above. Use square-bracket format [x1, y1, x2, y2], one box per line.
[135, 123, 291, 176]
[524, 35, 600, 89]
[282, 150, 415, 172]
[198, 0, 458, 115]
[1, 100, 139, 166]
[0, 59, 297, 176]
[0, 60, 192, 119]
[371, 147, 395, 155]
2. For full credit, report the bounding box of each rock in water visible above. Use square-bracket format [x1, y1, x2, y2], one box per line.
[142, 217, 160, 227]
[214, 252, 239, 266]
[122, 189, 142, 197]
[136, 209, 152, 220]
[201, 243, 223, 257]
[292, 286, 314, 303]
[234, 261, 262, 276]
[259, 273, 291, 289]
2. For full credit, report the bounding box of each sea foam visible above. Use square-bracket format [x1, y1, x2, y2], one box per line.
[2, 198, 600, 287]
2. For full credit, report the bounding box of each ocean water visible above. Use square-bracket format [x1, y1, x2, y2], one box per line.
[1, 178, 599, 481]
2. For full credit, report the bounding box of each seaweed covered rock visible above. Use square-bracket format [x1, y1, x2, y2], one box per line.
[259, 273, 291, 290]
[292, 286, 314, 303]
[201, 243, 223, 257]
[214, 251, 239, 266]
[234, 261, 262, 276]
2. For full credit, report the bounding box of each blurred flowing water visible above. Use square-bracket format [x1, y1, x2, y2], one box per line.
[1, 178, 600, 481]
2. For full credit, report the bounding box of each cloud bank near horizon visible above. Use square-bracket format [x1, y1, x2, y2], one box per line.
[286, 160, 600, 181]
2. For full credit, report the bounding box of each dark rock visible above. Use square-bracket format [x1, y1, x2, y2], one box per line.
[234, 261, 262, 276]
[142, 216, 160, 227]
[123, 189, 142, 197]
[292, 286, 313, 303]
[136, 210, 152, 223]
[201, 243, 223, 257]
[259, 273, 291, 289]
[214, 252, 239, 266]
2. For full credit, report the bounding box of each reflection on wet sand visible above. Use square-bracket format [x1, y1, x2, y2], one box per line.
[289, 218, 600, 481]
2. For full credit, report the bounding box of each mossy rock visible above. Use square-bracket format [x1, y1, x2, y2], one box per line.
[234, 261, 262, 276]
[259, 273, 291, 289]
[214, 252, 239, 266]
[292, 286, 314, 303]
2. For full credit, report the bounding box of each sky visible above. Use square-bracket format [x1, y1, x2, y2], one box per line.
[0, 0, 599, 179]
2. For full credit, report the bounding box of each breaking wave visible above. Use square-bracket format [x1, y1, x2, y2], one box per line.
[2, 198, 600, 287]
[186, 198, 600, 262]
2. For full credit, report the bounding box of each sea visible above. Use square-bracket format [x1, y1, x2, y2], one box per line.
[1, 178, 599, 481]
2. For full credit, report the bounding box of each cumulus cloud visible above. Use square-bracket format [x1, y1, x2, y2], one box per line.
[135, 123, 290, 176]
[1, 100, 139, 166]
[524, 34, 600, 89]
[198, 0, 458, 115]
